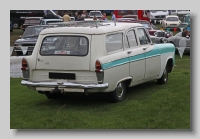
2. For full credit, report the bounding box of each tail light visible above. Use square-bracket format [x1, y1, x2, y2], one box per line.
[95, 60, 104, 84]
[21, 58, 29, 79]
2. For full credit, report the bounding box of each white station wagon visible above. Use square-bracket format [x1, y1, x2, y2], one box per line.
[21, 21, 175, 103]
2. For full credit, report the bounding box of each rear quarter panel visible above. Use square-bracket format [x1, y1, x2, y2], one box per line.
[156, 43, 175, 78]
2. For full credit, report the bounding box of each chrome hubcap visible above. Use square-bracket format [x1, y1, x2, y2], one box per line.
[116, 83, 124, 97]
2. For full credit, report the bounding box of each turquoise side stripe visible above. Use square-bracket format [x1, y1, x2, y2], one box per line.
[102, 57, 129, 70]
[102, 44, 175, 70]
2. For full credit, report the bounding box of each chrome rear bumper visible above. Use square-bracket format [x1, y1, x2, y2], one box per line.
[21, 80, 109, 89]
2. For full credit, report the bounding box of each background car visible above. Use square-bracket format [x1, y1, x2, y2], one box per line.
[122, 15, 138, 20]
[14, 25, 57, 56]
[88, 11, 103, 19]
[21, 17, 43, 31]
[161, 15, 181, 29]
[40, 19, 63, 25]
[116, 19, 172, 37]
[150, 10, 169, 24]
[179, 14, 190, 31]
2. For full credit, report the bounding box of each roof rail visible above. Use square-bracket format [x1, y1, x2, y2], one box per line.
[48, 20, 117, 28]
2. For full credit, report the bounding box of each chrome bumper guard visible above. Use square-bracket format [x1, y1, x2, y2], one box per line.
[21, 80, 109, 89]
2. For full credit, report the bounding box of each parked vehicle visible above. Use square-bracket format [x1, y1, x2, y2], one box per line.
[10, 21, 13, 32]
[14, 25, 57, 56]
[161, 15, 181, 29]
[179, 14, 190, 31]
[114, 10, 150, 22]
[167, 31, 190, 53]
[40, 19, 63, 25]
[116, 18, 173, 37]
[20, 21, 175, 103]
[150, 10, 169, 24]
[88, 11, 103, 19]
[10, 10, 61, 29]
[21, 17, 43, 31]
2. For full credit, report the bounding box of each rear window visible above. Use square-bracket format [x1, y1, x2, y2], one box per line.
[40, 36, 89, 56]
[106, 33, 123, 53]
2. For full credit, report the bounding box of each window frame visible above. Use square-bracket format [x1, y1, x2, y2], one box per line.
[39, 35, 89, 57]
[105, 32, 124, 54]
[137, 28, 152, 46]
[125, 28, 138, 49]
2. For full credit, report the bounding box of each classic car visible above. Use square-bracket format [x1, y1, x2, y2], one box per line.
[14, 25, 57, 56]
[179, 14, 190, 31]
[40, 19, 63, 25]
[21, 17, 43, 31]
[88, 11, 103, 19]
[167, 31, 190, 53]
[150, 10, 169, 24]
[116, 19, 173, 37]
[171, 10, 190, 16]
[161, 15, 181, 29]
[21, 21, 175, 103]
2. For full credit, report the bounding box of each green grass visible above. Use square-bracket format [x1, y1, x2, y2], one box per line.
[10, 54, 190, 129]
[10, 29, 23, 46]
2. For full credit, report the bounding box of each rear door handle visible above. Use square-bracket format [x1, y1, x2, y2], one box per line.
[127, 51, 132, 54]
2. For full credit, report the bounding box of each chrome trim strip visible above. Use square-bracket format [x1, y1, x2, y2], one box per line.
[21, 80, 109, 89]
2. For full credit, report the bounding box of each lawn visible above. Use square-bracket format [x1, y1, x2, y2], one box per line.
[10, 21, 189, 129]
[10, 54, 190, 129]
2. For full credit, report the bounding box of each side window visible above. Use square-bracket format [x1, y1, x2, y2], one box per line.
[137, 28, 151, 45]
[126, 30, 138, 48]
[106, 33, 123, 53]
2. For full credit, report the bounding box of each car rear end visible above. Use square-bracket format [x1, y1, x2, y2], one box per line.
[21, 29, 108, 94]
[21, 18, 42, 31]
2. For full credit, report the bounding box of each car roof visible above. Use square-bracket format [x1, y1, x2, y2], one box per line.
[26, 25, 56, 28]
[117, 19, 149, 23]
[41, 19, 63, 21]
[166, 15, 179, 18]
[40, 22, 144, 35]
[25, 17, 43, 19]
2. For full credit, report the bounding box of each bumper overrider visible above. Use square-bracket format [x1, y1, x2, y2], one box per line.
[21, 80, 109, 89]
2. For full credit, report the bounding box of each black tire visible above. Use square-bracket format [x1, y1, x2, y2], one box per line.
[45, 92, 64, 99]
[157, 67, 168, 84]
[110, 81, 126, 103]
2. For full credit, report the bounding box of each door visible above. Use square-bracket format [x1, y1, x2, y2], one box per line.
[36, 34, 91, 71]
[137, 28, 161, 79]
[125, 29, 145, 83]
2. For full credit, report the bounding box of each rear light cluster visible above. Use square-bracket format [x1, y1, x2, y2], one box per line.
[95, 60, 104, 84]
[21, 58, 29, 79]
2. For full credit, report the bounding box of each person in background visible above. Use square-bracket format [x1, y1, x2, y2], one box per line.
[146, 10, 150, 18]
[111, 12, 116, 20]
[81, 10, 86, 18]
[168, 10, 171, 15]
[77, 13, 84, 21]
[182, 28, 190, 37]
[101, 13, 108, 20]
[75, 12, 78, 21]
[93, 16, 97, 20]
[63, 12, 71, 22]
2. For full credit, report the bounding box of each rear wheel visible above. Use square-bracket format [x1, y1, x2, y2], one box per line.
[110, 81, 126, 103]
[157, 67, 168, 84]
